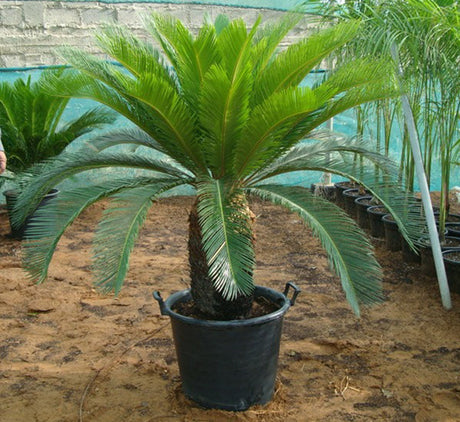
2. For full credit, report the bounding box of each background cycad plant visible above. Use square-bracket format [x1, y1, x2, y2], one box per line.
[0, 68, 116, 179]
[14, 13, 423, 319]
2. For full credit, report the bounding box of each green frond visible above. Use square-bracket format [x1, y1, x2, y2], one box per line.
[248, 184, 383, 316]
[235, 86, 322, 178]
[251, 138, 425, 248]
[93, 182, 181, 294]
[22, 175, 184, 285]
[95, 24, 176, 84]
[252, 20, 361, 104]
[12, 150, 192, 228]
[199, 63, 252, 177]
[196, 179, 255, 300]
[84, 127, 165, 154]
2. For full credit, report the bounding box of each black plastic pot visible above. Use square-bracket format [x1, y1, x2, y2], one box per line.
[367, 205, 388, 238]
[354, 196, 373, 229]
[382, 214, 402, 251]
[342, 188, 361, 218]
[445, 222, 460, 237]
[3, 188, 59, 239]
[334, 181, 357, 208]
[420, 234, 460, 277]
[153, 283, 300, 411]
[310, 183, 336, 201]
[442, 250, 460, 294]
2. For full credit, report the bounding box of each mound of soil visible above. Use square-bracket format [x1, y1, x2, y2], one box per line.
[0, 196, 459, 422]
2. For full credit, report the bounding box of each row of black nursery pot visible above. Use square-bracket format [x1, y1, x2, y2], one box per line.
[312, 181, 460, 295]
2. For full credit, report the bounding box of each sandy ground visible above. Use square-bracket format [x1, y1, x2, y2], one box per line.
[0, 195, 459, 422]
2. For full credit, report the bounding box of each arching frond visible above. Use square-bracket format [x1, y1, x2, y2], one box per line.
[93, 181, 186, 294]
[248, 184, 383, 316]
[22, 175, 186, 285]
[12, 150, 192, 227]
[250, 139, 425, 248]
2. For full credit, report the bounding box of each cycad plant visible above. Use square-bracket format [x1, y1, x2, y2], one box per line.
[14, 13, 423, 320]
[0, 68, 116, 181]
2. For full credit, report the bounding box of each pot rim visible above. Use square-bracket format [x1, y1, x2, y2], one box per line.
[159, 286, 292, 328]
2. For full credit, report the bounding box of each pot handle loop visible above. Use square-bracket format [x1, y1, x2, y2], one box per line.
[283, 282, 301, 306]
[153, 291, 168, 316]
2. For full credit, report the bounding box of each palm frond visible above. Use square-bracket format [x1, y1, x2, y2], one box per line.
[12, 150, 192, 228]
[83, 127, 166, 154]
[248, 184, 383, 316]
[199, 63, 252, 177]
[252, 20, 361, 104]
[234, 86, 322, 178]
[250, 139, 425, 248]
[196, 179, 255, 300]
[92, 181, 184, 293]
[23, 175, 185, 285]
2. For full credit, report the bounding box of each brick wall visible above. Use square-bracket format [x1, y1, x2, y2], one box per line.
[0, 1, 317, 68]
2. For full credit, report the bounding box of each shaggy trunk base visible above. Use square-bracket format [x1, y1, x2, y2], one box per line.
[188, 201, 254, 320]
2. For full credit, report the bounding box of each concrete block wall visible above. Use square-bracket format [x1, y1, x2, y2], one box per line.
[0, 1, 317, 68]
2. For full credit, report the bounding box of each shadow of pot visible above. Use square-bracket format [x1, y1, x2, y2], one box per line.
[153, 283, 300, 411]
[3, 188, 59, 240]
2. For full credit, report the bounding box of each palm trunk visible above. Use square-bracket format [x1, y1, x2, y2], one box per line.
[188, 199, 254, 320]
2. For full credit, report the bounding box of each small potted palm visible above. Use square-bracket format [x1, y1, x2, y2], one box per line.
[0, 68, 116, 238]
[14, 13, 424, 410]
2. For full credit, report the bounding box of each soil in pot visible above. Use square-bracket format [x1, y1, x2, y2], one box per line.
[354, 196, 373, 229]
[442, 250, 460, 294]
[382, 214, 401, 251]
[3, 188, 59, 239]
[367, 205, 388, 238]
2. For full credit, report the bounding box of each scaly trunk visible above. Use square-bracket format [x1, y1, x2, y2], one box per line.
[188, 199, 254, 320]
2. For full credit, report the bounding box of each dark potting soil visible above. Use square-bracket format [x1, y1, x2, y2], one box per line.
[444, 251, 460, 262]
[173, 295, 280, 321]
[443, 237, 460, 248]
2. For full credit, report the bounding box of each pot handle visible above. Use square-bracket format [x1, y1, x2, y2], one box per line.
[153, 291, 168, 316]
[283, 282, 301, 306]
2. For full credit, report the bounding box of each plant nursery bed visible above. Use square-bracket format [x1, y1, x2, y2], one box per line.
[0, 196, 459, 422]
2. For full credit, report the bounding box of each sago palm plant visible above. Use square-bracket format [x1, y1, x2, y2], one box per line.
[14, 13, 423, 319]
[0, 68, 116, 179]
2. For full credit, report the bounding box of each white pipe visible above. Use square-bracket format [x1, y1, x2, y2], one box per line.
[321, 118, 333, 185]
[390, 44, 452, 310]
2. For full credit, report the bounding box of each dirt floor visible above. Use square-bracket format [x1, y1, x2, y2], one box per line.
[0, 195, 459, 422]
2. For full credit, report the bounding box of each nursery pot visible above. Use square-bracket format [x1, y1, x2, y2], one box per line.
[342, 188, 361, 218]
[445, 222, 460, 237]
[354, 196, 373, 229]
[310, 183, 336, 201]
[3, 188, 59, 239]
[442, 250, 460, 294]
[382, 214, 402, 251]
[420, 233, 459, 277]
[153, 283, 300, 411]
[367, 205, 388, 238]
[334, 181, 357, 208]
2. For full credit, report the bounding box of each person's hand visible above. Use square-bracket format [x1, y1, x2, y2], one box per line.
[0, 150, 6, 174]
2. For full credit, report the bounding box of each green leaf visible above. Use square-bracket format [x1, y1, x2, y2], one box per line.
[196, 179, 255, 300]
[248, 184, 384, 316]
